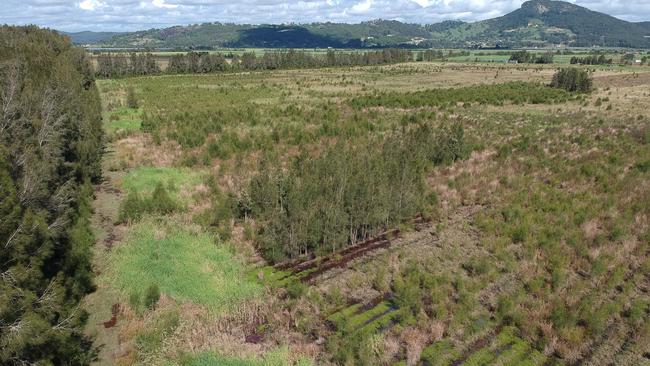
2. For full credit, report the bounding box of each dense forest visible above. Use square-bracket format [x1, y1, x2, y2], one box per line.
[0, 26, 103, 364]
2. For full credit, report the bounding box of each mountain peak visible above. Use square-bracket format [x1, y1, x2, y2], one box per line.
[523, 0, 551, 14]
[521, 0, 581, 14]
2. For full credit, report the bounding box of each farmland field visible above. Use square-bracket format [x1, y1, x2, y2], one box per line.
[84, 61, 650, 366]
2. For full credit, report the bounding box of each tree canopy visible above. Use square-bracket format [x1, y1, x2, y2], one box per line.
[0, 25, 103, 365]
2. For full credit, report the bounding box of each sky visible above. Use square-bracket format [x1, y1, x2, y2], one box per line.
[1, 0, 649, 32]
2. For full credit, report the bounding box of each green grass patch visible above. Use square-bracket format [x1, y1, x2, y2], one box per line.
[121, 166, 202, 198]
[355, 309, 398, 335]
[105, 107, 142, 134]
[250, 266, 295, 288]
[346, 301, 393, 331]
[327, 303, 364, 328]
[178, 347, 312, 366]
[458, 327, 546, 366]
[463, 345, 498, 366]
[493, 327, 547, 366]
[108, 219, 262, 312]
[420, 340, 461, 366]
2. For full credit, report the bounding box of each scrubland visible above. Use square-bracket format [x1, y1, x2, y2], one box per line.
[85, 62, 650, 365]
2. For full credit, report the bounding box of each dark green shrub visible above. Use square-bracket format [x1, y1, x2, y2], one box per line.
[129, 290, 141, 310]
[635, 160, 650, 173]
[144, 284, 161, 309]
[626, 300, 649, 326]
[119, 191, 147, 222]
[511, 224, 528, 243]
[118, 183, 178, 223]
[286, 280, 306, 299]
[150, 182, 177, 214]
[126, 86, 138, 108]
[496, 295, 516, 325]
[432, 123, 470, 165]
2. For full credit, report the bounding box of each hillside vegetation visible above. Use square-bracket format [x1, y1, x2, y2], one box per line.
[436, 0, 650, 48]
[90, 0, 650, 49]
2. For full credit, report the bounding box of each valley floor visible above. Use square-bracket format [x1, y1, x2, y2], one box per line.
[83, 62, 650, 365]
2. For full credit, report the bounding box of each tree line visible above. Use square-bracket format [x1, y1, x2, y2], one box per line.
[244, 122, 469, 263]
[569, 54, 613, 65]
[509, 50, 554, 64]
[96, 49, 418, 78]
[0, 26, 104, 364]
[96, 52, 160, 78]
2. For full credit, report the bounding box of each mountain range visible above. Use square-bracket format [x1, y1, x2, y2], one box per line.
[65, 0, 650, 49]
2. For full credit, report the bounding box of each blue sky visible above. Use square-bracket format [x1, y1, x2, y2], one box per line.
[1, 0, 649, 32]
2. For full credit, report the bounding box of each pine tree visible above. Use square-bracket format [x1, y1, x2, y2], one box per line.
[0, 25, 103, 365]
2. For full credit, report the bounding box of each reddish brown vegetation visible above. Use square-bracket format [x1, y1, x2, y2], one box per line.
[103, 303, 122, 329]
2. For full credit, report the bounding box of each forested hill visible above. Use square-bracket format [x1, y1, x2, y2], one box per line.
[95, 20, 431, 49]
[437, 0, 650, 48]
[0, 26, 103, 364]
[79, 0, 650, 49]
[61, 31, 123, 44]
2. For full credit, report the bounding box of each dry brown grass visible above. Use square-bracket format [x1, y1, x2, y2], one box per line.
[111, 134, 182, 170]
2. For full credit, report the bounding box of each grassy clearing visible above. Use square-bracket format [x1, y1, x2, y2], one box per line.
[121, 166, 202, 197]
[106, 107, 142, 135]
[177, 347, 312, 366]
[107, 219, 262, 313]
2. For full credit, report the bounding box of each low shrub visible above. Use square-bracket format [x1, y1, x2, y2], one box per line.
[144, 283, 161, 309]
[349, 82, 572, 109]
[118, 182, 179, 222]
[126, 86, 138, 108]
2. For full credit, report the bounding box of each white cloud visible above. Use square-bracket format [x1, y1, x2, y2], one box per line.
[152, 0, 179, 9]
[351, 0, 372, 12]
[412, 0, 432, 7]
[78, 0, 105, 11]
[1, 0, 649, 32]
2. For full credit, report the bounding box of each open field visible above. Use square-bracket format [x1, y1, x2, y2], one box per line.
[84, 61, 650, 365]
